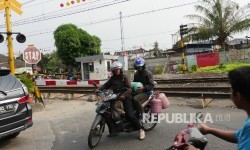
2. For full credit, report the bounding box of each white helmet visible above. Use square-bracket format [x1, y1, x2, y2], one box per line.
[111, 61, 123, 71]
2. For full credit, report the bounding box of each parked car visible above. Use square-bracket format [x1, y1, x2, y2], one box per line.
[0, 68, 33, 139]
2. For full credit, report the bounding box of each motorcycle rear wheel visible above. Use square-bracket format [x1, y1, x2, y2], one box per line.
[88, 122, 105, 149]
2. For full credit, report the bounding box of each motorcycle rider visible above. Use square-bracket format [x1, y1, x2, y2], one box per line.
[97, 61, 146, 140]
[133, 57, 155, 116]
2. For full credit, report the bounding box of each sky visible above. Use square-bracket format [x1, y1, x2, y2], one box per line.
[0, 0, 249, 57]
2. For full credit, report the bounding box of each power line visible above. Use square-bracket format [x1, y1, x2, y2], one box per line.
[23, 0, 40, 5]
[0, 0, 51, 14]
[24, 0, 57, 8]
[33, 29, 176, 49]
[25, 1, 198, 37]
[0, 0, 131, 28]
[29, 29, 175, 53]
[20, 0, 104, 21]
[103, 30, 176, 42]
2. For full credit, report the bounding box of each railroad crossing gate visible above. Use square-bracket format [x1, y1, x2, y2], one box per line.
[23, 45, 41, 64]
[0, 0, 23, 15]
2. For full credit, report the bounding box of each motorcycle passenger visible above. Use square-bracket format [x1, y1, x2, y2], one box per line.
[98, 61, 146, 140]
[133, 57, 155, 116]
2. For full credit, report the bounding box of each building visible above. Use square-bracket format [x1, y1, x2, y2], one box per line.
[227, 38, 249, 50]
[114, 48, 147, 59]
[185, 43, 213, 55]
[75, 54, 118, 80]
[0, 54, 31, 69]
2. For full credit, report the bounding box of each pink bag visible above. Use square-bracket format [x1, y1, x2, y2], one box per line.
[156, 93, 170, 109]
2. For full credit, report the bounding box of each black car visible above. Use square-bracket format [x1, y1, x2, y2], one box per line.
[0, 68, 33, 139]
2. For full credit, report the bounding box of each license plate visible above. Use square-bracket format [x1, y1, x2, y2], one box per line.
[0, 104, 14, 114]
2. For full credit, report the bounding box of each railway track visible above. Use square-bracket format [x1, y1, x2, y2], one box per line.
[38, 77, 231, 99]
[38, 86, 230, 93]
[154, 77, 229, 84]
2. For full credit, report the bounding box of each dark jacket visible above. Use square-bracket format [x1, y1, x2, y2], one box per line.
[100, 74, 131, 94]
[133, 69, 154, 91]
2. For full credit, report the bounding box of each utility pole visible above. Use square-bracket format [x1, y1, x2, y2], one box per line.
[119, 11, 125, 68]
[171, 33, 178, 47]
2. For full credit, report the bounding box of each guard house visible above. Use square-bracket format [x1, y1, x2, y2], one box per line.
[75, 54, 118, 80]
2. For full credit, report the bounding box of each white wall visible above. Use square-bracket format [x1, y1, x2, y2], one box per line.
[15, 67, 33, 75]
[89, 59, 110, 80]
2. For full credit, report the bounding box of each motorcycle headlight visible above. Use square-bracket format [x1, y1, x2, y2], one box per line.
[95, 102, 103, 107]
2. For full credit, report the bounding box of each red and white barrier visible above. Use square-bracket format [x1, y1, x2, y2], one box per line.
[35, 79, 107, 86]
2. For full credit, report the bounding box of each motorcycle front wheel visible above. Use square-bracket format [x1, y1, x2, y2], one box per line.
[88, 122, 105, 149]
[142, 108, 157, 131]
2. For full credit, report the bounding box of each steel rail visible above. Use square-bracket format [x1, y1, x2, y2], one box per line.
[154, 77, 229, 84]
[38, 85, 230, 99]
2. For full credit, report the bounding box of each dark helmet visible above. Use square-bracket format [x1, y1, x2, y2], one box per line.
[133, 57, 146, 70]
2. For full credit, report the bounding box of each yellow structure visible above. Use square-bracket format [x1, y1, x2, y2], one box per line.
[180, 40, 187, 71]
[0, 0, 23, 74]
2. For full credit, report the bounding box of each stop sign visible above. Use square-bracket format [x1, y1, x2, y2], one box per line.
[23, 45, 41, 64]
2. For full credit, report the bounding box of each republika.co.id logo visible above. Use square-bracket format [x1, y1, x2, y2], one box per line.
[142, 113, 231, 124]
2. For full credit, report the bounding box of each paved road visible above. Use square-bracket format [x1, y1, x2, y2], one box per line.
[0, 98, 247, 150]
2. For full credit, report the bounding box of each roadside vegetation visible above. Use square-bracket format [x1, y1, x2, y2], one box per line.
[16, 74, 34, 93]
[195, 62, 250, 73]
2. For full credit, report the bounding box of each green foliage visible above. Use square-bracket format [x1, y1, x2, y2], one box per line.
[16, 74, 34, 93]
[177, 64, 183, 73]
[37, 53, 51, 73]
[189, 65, 198, 73]
[155, 65, 164, 74]
[218, 63, 226, 69]
[196, 62, 250, 73]
[54, 24, 101, 67]
[46, 52, 63, 74]
[16, 54, 24, 61]
[186, 0, 250, 50]
[172, 37, 189, 49]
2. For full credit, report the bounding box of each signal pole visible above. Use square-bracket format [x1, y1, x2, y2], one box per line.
[179, 24, 188, 72]
[5, 5, 15, 74]
[0, 0, 23, 74]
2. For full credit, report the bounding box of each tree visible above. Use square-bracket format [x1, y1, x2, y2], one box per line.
[16, 54, 24, 61]
[172, 36, 190, 49]
[151, 41, 162, 57]
[186, 0, 250, 50]
[54, 24, 101, 67]
[46, 52, 63, 74]
[37, 53, 50, 73]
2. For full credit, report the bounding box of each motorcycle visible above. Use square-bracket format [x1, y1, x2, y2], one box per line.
[88, 84, 158, 149]
[166, 113, 208, 150]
